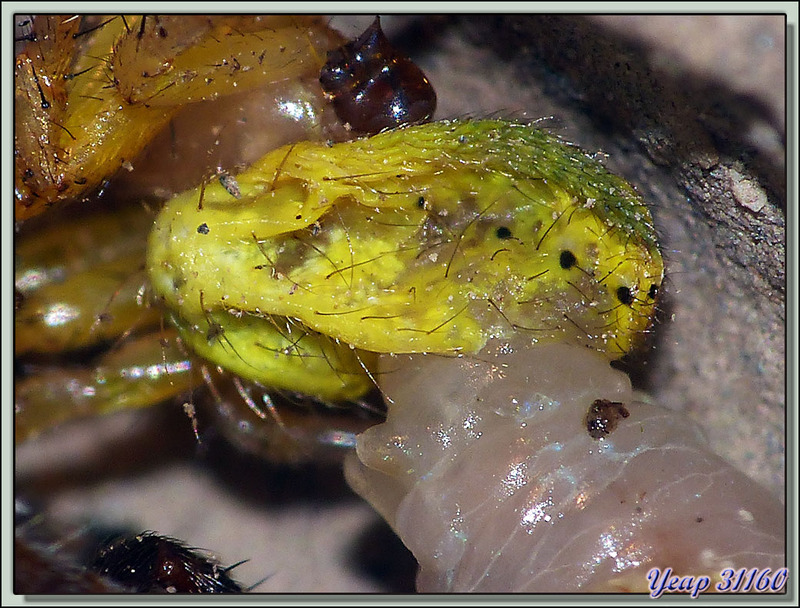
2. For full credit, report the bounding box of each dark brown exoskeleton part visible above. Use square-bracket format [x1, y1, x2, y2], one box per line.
[585, 399, 630, 440]
[91, 532, 245, 593]
[319, 16, 436, 135]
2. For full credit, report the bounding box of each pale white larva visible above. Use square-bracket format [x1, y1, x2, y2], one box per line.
[345, 340, 785, 593]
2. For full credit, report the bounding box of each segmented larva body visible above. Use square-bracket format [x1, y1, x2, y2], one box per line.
[147, 119, 663, 401]
[345, 341, 785, 592]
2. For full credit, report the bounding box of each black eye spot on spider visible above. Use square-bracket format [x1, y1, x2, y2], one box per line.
[197, 223, 210, 235]
[319, 16, 437, 135]
[559, 250, 577, 270]
[585, 398, 630, 439]
[417, 196, 426, 209]
[616, 285, 634, 306]
[495, 226, 513, 240]
[91, 532, 244, 593]
[648, 283, 659, 299]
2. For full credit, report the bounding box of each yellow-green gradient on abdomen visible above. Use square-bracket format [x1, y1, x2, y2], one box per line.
[147, 120, 663, 401]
